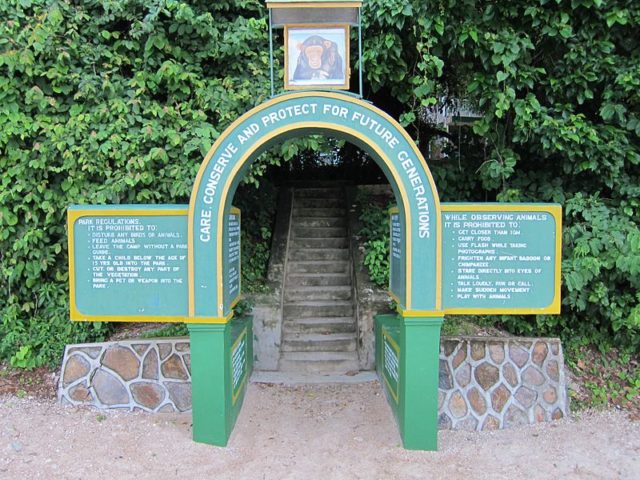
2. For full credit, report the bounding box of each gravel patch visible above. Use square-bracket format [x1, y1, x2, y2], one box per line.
[1, 381, 639, 479]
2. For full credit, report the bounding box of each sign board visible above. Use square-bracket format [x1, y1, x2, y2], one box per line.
[441, 204, 561, 314]
[224, 208, 241, 311]
[68, 205, 189, 321]
[231, 326, 248, 404]
[382, 327, 400, 403]
[68, 205, 241, 322]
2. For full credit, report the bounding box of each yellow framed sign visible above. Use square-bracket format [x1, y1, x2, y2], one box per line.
[68, 204, 242, 323]
[440, 203, 562, 315]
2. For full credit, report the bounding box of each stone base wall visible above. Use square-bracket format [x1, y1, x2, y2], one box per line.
[438, 337, 568, 430]
[59, 336, 569, 431]
[58, 339, 192, 413]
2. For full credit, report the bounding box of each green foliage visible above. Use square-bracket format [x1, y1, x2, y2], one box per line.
[1, 0, 638, 367]
[364, 0, 640, 352]
[141, 323, 188, 339]
[567, 345, 639, 412]
[356, 190, 391, 288]
[441, 316, 483, 336]
[232, 298, 254, 318]
[363, 239, 389, 287]
[233, 180, 278, 292]
[10, 346, 36, 370]
[0, 0, 272, 366]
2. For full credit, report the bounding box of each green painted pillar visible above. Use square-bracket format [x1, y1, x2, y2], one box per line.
[187, 323, 230, 446]
[187, 318, 253, 447]
[400, 315, 443, 451]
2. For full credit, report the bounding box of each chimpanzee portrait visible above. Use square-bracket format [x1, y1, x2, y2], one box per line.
[292, 35, 344, 82]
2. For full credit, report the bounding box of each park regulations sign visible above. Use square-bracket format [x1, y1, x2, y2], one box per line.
[68, 205, 241, 322]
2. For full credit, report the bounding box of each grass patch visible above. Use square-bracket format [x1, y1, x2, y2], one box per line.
[140, 324, 188, 339]
[566, 345, 639, 419]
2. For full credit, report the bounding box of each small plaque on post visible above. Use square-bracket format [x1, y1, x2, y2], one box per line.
[224, 207, 242, 312]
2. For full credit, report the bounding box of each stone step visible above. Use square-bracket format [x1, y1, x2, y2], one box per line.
[283, 301, 353, 318]
[291, 237, 348, 249]
[279, 351, 360, 374]
[288, 248, 349, 262]
[286, 273, 351, 287]
[292, 207, 346, 218]
[294, 197, 344, 208]
[293, 226, 347, 238]
[287, 261, 349, 274]
[293, 217, 346, 228]
[284, 286, 352, 302]
[294, 188, 343, 198]
[281, 333, 357, 352]
[282, 317, 356, 334]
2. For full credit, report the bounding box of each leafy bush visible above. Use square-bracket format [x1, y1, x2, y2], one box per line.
[364, 0, 640, 352]
[1, 0, 638, 367]
[141, 323, 188, 339]
[233, 180, 278, 293]
[356, 190, 392, 288]
[0, 0, 272, 366]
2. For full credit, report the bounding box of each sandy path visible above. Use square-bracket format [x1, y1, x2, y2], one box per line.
[1, 380, 638, 479]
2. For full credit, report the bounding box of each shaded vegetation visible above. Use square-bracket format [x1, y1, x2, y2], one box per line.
[0, 0, 638, 369]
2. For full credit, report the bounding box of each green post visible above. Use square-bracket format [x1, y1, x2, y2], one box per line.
[401, 316, 443, 450]
[188, 323, 230, 446]
[187, 317, 253, 447]
[375, 313, 443, 451]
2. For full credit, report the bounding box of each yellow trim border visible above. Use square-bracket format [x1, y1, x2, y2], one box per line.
[440, 203, 562, 315]
[398, 309, 445, 318]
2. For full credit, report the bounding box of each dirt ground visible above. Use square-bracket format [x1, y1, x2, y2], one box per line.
[1, 380, 639, 480]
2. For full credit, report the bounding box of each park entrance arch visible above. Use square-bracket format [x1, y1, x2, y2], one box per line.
[67, 90, 562, 450]
[187, 92, 445, 450]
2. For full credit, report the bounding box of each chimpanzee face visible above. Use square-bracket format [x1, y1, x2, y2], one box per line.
[304, 45, 324, 69]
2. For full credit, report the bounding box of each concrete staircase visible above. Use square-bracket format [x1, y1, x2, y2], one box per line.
[279, 187, 359, 374]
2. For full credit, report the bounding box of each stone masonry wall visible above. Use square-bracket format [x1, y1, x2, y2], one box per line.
[59, 336, 569, 431]
[58, 339, 192, 412]
[438, 337, 568, 431]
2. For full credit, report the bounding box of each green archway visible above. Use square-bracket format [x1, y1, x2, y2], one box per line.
[186, 92, 444, 450]
[188, 92, 443, 321]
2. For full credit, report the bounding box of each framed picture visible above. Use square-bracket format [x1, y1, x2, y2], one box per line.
[284, 24, 350, 90]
